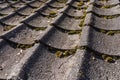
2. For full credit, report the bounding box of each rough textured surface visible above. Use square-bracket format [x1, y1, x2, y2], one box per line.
[0, 0, 120, 80]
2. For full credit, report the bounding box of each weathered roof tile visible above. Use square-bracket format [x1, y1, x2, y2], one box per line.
[0, 0, 120, 80]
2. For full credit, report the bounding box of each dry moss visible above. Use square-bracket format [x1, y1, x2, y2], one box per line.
[92, 2, 117, 9]
[79, 19, 85, 27]
[102, 55, 116, 63]
[49, 46, 77, 58]
[34, 27, 47, 31]
[99, 29, 120, 36]
[77, 1, 84, 7]
[17, 43, 35, 50]
[55, 49, 77, 58]
[3, 25, 15, 31]
[79, 12, 86, 27]
[103, 15, 120, 19]
[106, 31, 115, 35]
[48, 11, 57, 18]
[55, 51, 63, 58]
[68, 30, 81, 35]
[99, 29, 106, 33]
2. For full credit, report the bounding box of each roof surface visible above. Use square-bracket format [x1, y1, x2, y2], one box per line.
[0, 0, 120, 80]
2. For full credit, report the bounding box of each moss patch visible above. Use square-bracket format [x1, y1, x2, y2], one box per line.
[3, 25, 15, 31]
[79, 46, 120, 63]
[48, 46, 78, 58]
[48, 11, 57, 18]
[68, 30, 81, 35]
[77, 1, 84, 7]
[16, 43, 35, 50]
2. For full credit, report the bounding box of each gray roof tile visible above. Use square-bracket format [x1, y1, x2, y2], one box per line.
[0, 0, 120, 80]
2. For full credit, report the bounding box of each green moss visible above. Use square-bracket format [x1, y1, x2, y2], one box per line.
[55, 47, 77, 58]
[102, 5, 111, 8]
[99, 29, 120, 36]
[63, 51, 69, 57]
[102, 55, 115, 63]
[103, 15, 120, 19]
[17, 43, 35, 50]
[3, 25, 15, 31]
[79, 19, 85, 27]
[68, 30, 81, 35]
[55, 49, 77, 58]
[77, 1, 84, 7]
[79, 12, 86, 27]
[69, 48, 77, 55]
[105, 57, 114, 62]
[48, 11, 57, 18]
[100, 29, 106, 33]
[34, 27, 47, 31]
[55, 51, 63, 58]
[48, 45, 77, 58]
[106, 31, 115, 35]
[49, 11, 57, 15]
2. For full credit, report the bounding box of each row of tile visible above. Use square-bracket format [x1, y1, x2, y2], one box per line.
[0, 0, 89, 79]
[0, 0, 39, 9]
[80, 0, 120, 56]
[17, 1, 91, 80]
[0, 0, 87, 49]
[0, 0, 50, 35]
[66, 0, 120, 80]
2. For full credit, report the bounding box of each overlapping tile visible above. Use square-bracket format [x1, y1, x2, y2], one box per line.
[78, 0, 120, 80]
[80, 26, 120, 56]
[37, 5, 61, 16]
[10, 1, 25, 8]
[19, 44, 77, 80]
[85, 13, 120, 30]
[27, 0, 44, 8]
[0, 0, 119, 80]
[72, 50, 120, 80]
[0, 0, 73, 79]
[47, 0, 66, 9]
[0, 39, 27, 79]
[40, 26, 80, 49]
[1, 24, 42, 45]
[0, 6, 15, 15]
[0, 13, 25, 26]
[21, 0, 35, 3]
[23, 13, 53, 28]
[80, 0, 120, 56]
[0, 2, 9, 9]
[16, 5, 37, 16]
[52, 13, 81, 30]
